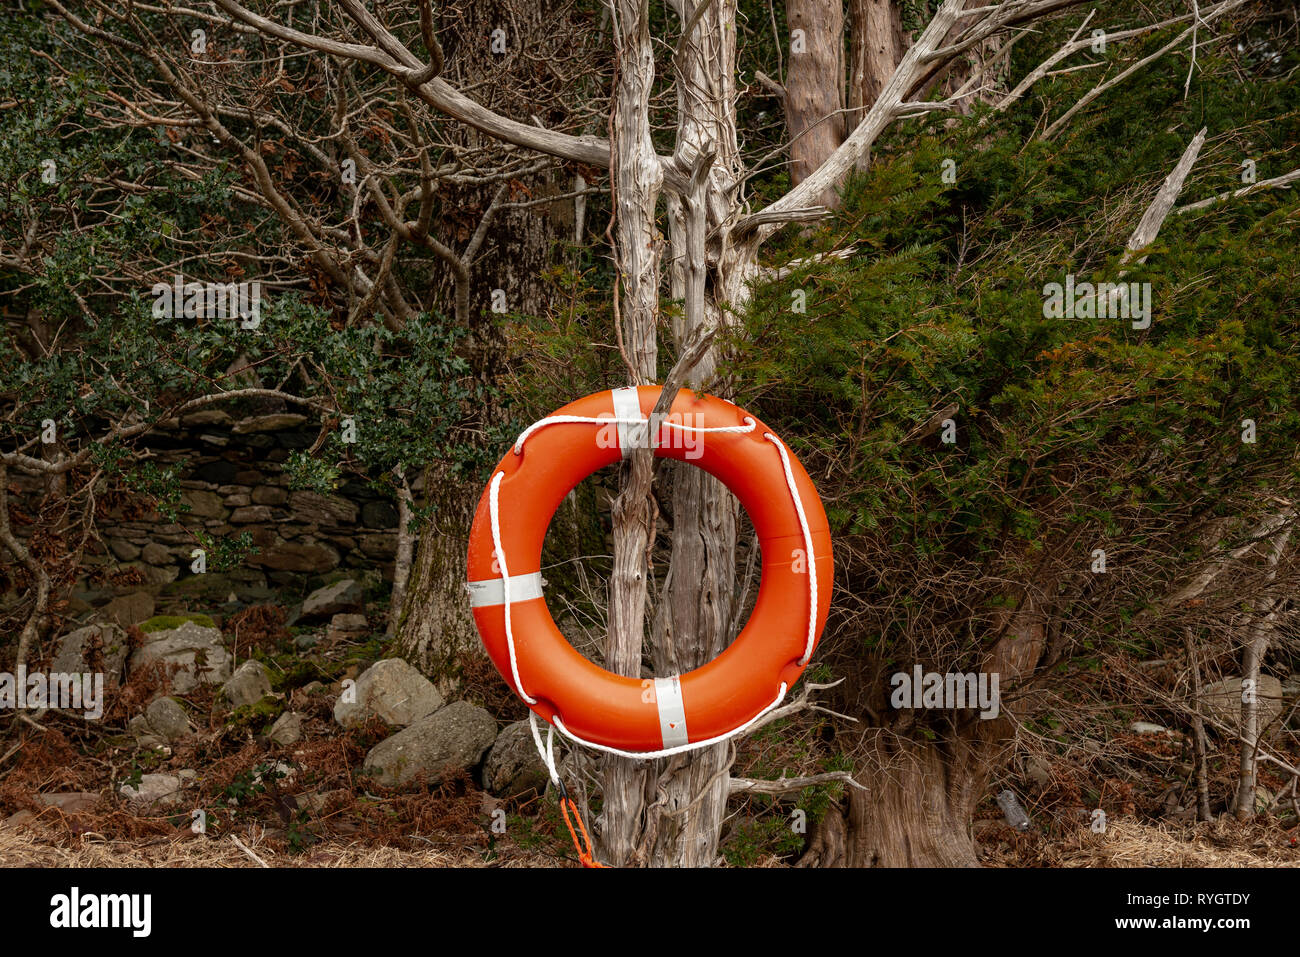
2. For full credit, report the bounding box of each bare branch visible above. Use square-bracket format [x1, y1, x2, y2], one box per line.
[1121, 126, 1207, 270]
[213, 0, 614, 168]
[729, 770, 868, 796]
[1042, 0, 1247, 140]
[1176, 167, 1300, 214]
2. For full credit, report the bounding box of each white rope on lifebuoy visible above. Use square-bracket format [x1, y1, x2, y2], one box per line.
[488, 409, 817, 763]
[551, 682, 789, 760]
[528, 711, 560, 785]
[512, 414, 757, 454]
[489, 470, 536, 705]
[762, 431, 818, 666]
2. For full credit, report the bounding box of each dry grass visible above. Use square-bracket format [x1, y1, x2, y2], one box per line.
[7, 812, 1296, 868]
[1055, 818, 1300, 868]
[0, 821, 557, 867]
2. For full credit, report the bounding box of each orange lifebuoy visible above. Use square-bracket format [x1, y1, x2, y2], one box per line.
[466, 386, 833, 754]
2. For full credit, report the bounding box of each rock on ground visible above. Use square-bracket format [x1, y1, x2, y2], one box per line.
[51, 623, 131, 688]
[301, 579, 363, 621]
[1202, 676, 1284, 738]
[38, 792, 101, 814]
[268, 711, 303, 746]
[220, 660, 273, 709]
[482, 719, 549, 798]
[128, 715, 168, 751]
[363, 702, 498, 788]
[334, 658, 443, 729]
[128, 620, 232, 694]
[1129, 721, 1170, 735]
[144, 697, 192, 742]
[119, 773, 184, 807]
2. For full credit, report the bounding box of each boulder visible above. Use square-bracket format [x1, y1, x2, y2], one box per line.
[144, 697, 192, 742]
[1024, 754, 1053, 789]
[128, 714, 168, 751]
[38, 792, 101, 814]
[329, 613, 367, 633]
[122, 561, 179, 585]
[361, 501, 398, 528]
[128, 620, 232, 694]
[1202, 676, 1284, 739]
[293, 632, 322, 651]
[220, 660, 273, 709]
[268, 711, 303, 746]
[51, 622, 130, 688]
[119, 773, 184, 807]
[333, 658, 442, 729]
[302, 579, 363, 621]
[1129, 721, 1170, 735]
[482, 719, 549, 797]
[181, 409, 233, 428]
[362, 702, 498, 788]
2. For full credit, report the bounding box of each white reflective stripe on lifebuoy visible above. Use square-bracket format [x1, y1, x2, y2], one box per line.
[654, 675, 689, 748]
[466, 572, 545, 608]
[611, 387, 651, 458]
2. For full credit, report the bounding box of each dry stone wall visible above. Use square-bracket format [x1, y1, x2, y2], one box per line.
[10, 408, 405, 612]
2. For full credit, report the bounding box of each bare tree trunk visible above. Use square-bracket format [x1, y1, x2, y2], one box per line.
[597, 0, 663, 867]
[1183, 627, 1213, 822]
[395, 467, 480, 689]
[640, 0, 766, 868]
[803, 595, 1043, 866]
[0, 464, 51, 673]
[1232, 520, 1293, 819]
[784, 0, 846, 208]
[387, 469, 415, 637]
[848, 0, 905, 127]
[846, 732, 989, 866]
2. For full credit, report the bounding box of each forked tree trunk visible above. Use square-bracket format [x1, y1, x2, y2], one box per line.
[596, 0, 762, 868]
[589, 0, 1053, 867]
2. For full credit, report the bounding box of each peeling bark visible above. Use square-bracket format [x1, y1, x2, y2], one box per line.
[597, 0, 663, 867]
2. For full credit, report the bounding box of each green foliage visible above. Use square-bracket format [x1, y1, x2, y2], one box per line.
[726, 5, 1300, 672]
[224, 697, 286, 735]
[721, 814, 806, 867]
[220, 761, 288, 805]
[193, 530, 258, 573]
